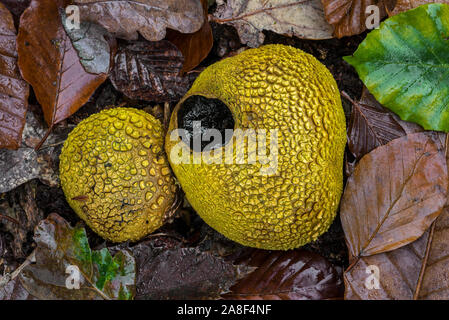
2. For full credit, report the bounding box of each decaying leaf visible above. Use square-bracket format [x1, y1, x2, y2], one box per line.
[132, 242, 250, 299]
[62, 13, 116, 74]
[223, 249, 344, 300]
[20, 213, 136, 300]
[346, 88, 422, 161]
[17, 0, 108, 147]
[387, 0, 449, 16]
[0, 3, 29, 149]
[341, 132, 448, 262]
[166, 0, 213, 74]
[345, 204, 449, 300]
[110, 41, 197, 102]
[0, 278, 37, 300]
[321, 0, 389, 38]
[213, 0, 333, 48]
[0, 107, 72, 193]
[0, 181, 43, 258]
[73, 0, 204, 41]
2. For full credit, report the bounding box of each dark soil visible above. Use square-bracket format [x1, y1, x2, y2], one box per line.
[1, 22, 365, 276]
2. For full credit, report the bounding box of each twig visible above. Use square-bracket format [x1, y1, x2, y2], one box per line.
[34, 125, 53, 151]
[163, 102, 171, 132]
[0, 213, 20, 226]
[0, 250, 35, 289]
[413, 222, 436, 300]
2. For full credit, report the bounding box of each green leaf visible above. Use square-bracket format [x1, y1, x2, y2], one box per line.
[20, 213, 136, 300]
[344, 3, 449, 131]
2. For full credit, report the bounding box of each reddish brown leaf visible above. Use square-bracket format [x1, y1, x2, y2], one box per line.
[345, 88, 422, 161]
[321, 0, 389, 38]
[341, 132, 447, 261]
[133, 244, 248, 300]
[73, 0, 204, 41]
[223, 249, 344, 300]
[0, 3, 29, 149]
[110, 41, 197, 102]
[17, 0, 107, 143]
[387, 0, 449, 16]
[345, 204, 449, 300]
[166, 0, 213, 74]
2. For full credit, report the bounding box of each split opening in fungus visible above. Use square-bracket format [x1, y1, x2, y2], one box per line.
[177, 95, 235, 152]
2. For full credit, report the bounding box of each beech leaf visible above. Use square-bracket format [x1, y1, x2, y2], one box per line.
[166, 0, 213, 74]
[0, 3, 29, 149]
[20, 213, 136, 300]
[133, 243, 249, 300]
[110, 41, 196, 102]
[73, 0, 204, 41]
[345, 205, 449, 299]
[213, 0, 333, 48]
[340, 132, 448, 260]
[344, 3, 449, 132]
[387, 0, 449, 16]
[17, 0, 108, 144]
[321, 0, 389, 38]
[62, 13, 116, 74]
[346, 87, 422, 160]
[223, 249, 344, 300]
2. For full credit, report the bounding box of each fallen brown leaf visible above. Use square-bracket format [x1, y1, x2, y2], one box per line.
[73, 0, 204, 41]
[213, 0, 333, 48]
[223, 249, 344, 300]
[166, 0, 213, 74]
[0, 3, 29, 149]
[17, 0, 108, 149]
[387, 0, 449, 15]
[345, 204, 449, 299]
[345, 88, 422, 161]
[321, 0, 390, 38]
[133, 243, 249, 299]
[110, 41, 197, 102]
[341, 132, 447, 261]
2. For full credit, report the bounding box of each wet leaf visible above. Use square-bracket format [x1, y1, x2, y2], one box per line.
[346, 87, 422, 160]
[387, 0, 449, 16]
[73, 0, 204, 41]
[62, 13, 116, 74]
[344, 3, 449, 131]
[166, 0, 213, 74]
[132, 242, 249, 299]
[213, 0, 333, 48]
[223, 249, 344, 300]
[17, 0, 108, 141]
[0, 3, 29, 149]
[321, 0, 389, 38]
[110, 41, 197, 102]
[341, 132, 448, 261]
[0, 107, 72, 193]
[345, 205, 449, 299]
[20, 213, 136, 300]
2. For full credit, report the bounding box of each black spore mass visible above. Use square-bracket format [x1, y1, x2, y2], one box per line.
[177, 95, 235, 151]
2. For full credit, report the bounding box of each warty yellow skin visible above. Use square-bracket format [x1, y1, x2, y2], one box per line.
[165, 44, 346, 250]
[60, 108, 177, 242]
